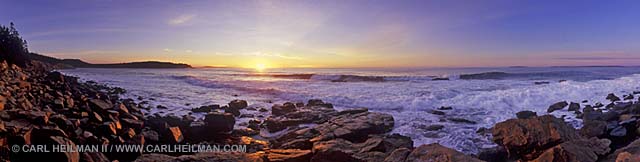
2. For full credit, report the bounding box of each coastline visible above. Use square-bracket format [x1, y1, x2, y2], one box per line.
[2, 61, 640, 162]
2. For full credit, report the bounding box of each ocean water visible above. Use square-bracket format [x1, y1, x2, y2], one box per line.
[60, 66, 640, 154]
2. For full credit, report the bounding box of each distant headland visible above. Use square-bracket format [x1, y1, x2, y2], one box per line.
[28, 53, 192, 69]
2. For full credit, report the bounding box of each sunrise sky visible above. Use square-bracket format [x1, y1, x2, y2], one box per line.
[1, 0, 640, 68]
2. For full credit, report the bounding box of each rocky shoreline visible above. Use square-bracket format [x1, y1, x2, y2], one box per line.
[2, 60, 640, 162]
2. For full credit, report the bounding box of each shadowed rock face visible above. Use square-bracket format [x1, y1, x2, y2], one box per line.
[492, 115, 581, 160]
[404, 144, 485, 162]
[530, 138, 610, 162]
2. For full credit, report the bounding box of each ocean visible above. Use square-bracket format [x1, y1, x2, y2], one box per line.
[60, 66, 640, 154]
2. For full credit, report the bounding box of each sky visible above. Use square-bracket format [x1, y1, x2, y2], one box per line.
[1, 0, 640, 68]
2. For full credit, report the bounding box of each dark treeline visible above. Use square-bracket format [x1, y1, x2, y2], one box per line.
[0, 22, 29, 67]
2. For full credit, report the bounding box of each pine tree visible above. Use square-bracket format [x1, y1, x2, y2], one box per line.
[0, 22, 29, 67]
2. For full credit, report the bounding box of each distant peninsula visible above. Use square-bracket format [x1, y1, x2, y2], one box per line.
[28, 53, 192, 69]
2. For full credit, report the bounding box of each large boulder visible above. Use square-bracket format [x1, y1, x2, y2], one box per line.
[272, 103, 297, 116]
[603, 138, 640, 162]
[203, 112, 235, 133]
[404, 144, 484, 162]
[530, 138, 610, 162]
[312, 112, 394, 142]
[547, 101, 568, 113]
[492, 115, 581, 160]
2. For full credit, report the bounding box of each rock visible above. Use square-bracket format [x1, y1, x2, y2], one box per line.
[492, 115, 581, 160]
[432, 77, 449, 81]
[384, 148, 411, 162]
[516, 110, 537, 119]
[191, 104, 219, 113]
[313, 112, 394, 142]
[142, 129, 160, 143]
[307, 99, 333, 108]
[547, 101, 568, 113]
[203, 112, 235, 133]
[447, 118, 476, 124]
[338, 108, 368, 115]
[279, 139, 313, 150]
[604, 138, 640, 161]
[624, 94, 634, 100]
[405, 143, 484, 162]
[48, 136, 81, 162]
[438, 106, 453, 110]
[530, 138, 610, 162]
[607, 93, 621, 102]
[267, 149, 312, 162]
[81, 152, 110, 162]
[229, 100, 248, 109]
[477, 147, 508, 162]
[310, 139, 363, 162]
[428, 110, 445, 115]
[610, 126, 627, 137]
[121, 118, 144, 130]
[0, 95, 5, 110]
[272, 103, 297, 116]
[89, 99, 113, 111]
[46, 71, 65, 82]
[167, 126, 183, 143]
[568, 102, 580, 111]
[580, 120, 606, 138]
[534, 81, 550, 85]
[224, 105, 241, 116]
[135, 152, 265, 162]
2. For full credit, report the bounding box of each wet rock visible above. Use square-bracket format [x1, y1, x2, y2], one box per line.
[405, 143, 484, 162]
[224, 105, 241, 116]
[437, 106, 453, 110]
[580, 120, 606, 138]
[259, 108, 268, 112]
[307, 99, 333, 108]
[607, 93, 621, 102]
[279, 139, 313, 150]
[229, 100, 248, 109]
[603, 138, 640, 161]
[384, 148, 411, 162]
[568, 102, 580, 111]
[492, 115, 580, 160]
[447, 118, 476, 124]
[432, 77, 449, 81]
[624, 94, 634, 100]
[313, 112, 394, 142]
[272, 103, 297, 116]
[530, 138, 610, 162]
[547, 101, 568, 113]
[191, 104, 219, 113]
[267, 149, 312, 162]
[203, 112, 235, 133]
[477, 147, 508, 162]
[338, 108, 368, 115]
[534, 81, 550, 85]
[610, 126, 627, 137]
[428, 110, 445, 115]
[516, 110, 537, 119]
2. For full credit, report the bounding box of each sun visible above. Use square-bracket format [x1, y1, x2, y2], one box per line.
[254, 63, 267, 72]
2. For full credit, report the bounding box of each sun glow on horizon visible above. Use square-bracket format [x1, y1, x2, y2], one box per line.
[254, 63, 267, 72]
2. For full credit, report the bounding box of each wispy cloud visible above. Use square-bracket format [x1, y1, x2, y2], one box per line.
[163, 48, 172, 52]
[213, 51, 303, 60]
[168, 14, 197, 25]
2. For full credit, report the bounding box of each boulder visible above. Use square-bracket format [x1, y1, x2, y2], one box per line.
[492, 115, 581, 160]
[547, 101, 568, 113]
[229, 100, 248, 109]
[604, 138, 640, 162]
[191, 104, 219, 113]
[530, 138, 610, 162]
[384, 148, 411, 162]
[47, 136, 81, 162]
[272, 103, 297, 116]
[516, 110, 537, 119]
[203, 112, 235, 133]
[313, 112, 394, 142]
[568, 102, 580, 111]
[607, 93, 621, 102]
[405, 143, 484, 162]
[580, 120, 606, 138]
[89, 99, 113, 111]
